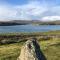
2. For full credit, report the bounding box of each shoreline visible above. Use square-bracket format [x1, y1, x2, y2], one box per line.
[0, 30, 60, 34]
[0, 30, 60, 45]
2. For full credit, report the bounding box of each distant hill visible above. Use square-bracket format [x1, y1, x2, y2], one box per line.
[0, 20, 60, 26]
[32, 20, 60, 25]
[0, 20, 32, 26]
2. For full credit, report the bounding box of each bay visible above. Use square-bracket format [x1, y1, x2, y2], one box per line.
[0, 25, 60, 33]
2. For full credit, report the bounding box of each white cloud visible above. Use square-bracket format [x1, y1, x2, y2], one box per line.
[42, 16, 60, 21]
[0, 0, 60, 21]
[0, 5, 17, 20]
[0, 0, 47, 20]
[14, 1, 47, 20]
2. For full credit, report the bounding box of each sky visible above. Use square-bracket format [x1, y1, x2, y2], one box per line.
[0, 0, 60, 21]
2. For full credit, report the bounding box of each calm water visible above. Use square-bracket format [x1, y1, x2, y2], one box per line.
[0, 25, 60, 33]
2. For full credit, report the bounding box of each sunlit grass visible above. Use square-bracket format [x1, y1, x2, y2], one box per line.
[0, 42, 25, 60]
[0, 31, 60, 60]
[0, 38, 60, 60]
[40, 38, 60, 60]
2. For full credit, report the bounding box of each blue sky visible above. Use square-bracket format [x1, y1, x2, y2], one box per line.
[0, 0, 60, 21]
[0, 0, 29, 5]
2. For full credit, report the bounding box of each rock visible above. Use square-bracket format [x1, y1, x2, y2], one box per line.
[17, 38, 46, 60]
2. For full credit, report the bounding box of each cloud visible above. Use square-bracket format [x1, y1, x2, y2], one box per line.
[0, 0, 47, 20]
[41, 6, 60, 21]
[42, 16, 60, 21]
[14, 1, 47, 19]
[0, 0, 60, 21]
[0, 5, 17, 20]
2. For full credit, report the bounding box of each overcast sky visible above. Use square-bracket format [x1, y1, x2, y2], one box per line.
[0, 0, 60, 21]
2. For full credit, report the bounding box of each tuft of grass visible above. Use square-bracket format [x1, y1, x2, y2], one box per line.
[40, 38, 60, 60]
[0, 42, 25, 60]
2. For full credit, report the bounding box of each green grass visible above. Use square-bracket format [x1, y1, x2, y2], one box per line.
[40, 38, 60, 60]
[0, 38, 60, 60]
[0, 30, 60, 45]
[0, 30, 60, 36]
[0, 41, 25, 60]
[0, 31, 60, 60]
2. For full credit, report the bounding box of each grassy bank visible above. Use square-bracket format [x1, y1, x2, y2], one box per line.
[0, 31, 60, 60]
[0, 30, 60, 44]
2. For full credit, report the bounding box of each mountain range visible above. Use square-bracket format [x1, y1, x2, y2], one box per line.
[0, 20, 60, 26]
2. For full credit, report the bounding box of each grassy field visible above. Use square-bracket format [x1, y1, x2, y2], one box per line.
[0, 31, 60, 60]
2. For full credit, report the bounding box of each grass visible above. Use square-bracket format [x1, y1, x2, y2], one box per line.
[0, 41, 25, 60]
[0, 30, 60, 44]
[0, 30, 60, 36]
[0, 31, 60, 60]
[40, 38, 60, 60]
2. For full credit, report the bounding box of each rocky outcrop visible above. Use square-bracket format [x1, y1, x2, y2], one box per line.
[17, 38, 46, 60]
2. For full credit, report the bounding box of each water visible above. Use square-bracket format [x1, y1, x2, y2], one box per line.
[0, 25, 60, 33]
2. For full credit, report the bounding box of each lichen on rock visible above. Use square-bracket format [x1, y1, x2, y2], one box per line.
[17, 38, 46, 60]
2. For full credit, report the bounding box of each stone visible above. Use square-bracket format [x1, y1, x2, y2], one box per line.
[17, 38, 46, 60]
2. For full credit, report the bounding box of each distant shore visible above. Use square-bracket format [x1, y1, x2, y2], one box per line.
[0, 20, 60, 26]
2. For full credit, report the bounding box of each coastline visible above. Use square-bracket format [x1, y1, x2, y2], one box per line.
[0, 30, 60, 45]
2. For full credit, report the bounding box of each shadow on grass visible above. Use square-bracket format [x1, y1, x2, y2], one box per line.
[32, 38, 47, 60]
